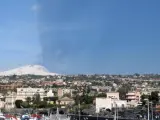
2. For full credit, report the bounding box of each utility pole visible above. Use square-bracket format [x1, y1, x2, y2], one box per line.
[79, 101, 80, 120]
[114, 102, 116, 120]
[96, 108, 98, 120]
[148, 100, 150, 120]
[117, 105, 118, 120]
[151, 102, 153, 120]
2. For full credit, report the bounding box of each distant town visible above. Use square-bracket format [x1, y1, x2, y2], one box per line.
[0, 72, 160, 118]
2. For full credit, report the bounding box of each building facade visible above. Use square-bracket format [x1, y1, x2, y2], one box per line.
[57, 97, 74, 106]
[0, 82, 22, 91]
[16, 87, 46, 101]
[96, 98, 127, 113]
[106, 92, 119, 100]
[47, 89, 54, 97]
[57, 88, 73, 98]
[5, 92, 16, 109]
[126, 91, 141, 102]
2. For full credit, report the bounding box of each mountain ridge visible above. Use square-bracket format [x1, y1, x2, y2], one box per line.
[0, 65, 58, 76]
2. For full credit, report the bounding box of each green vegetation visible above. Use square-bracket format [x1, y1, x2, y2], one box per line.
[15, 100, 23, 108]
[118, 84, 131, 100]
[141, 91, 159, 106]
[96, 93, 106, 98]
[15, 95, 58, 108]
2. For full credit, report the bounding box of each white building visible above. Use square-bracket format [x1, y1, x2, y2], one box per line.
[0, 101, 5, 109]
[106, 92, 119, 100]
[5, 92, 16, 109]
[47, 89, 54, 97]
[127, 100, 140, 108]
[0, 94, 4, 99]
[96, 98, 127, 113]
[16, 87, 46, 101]
[0, 93, 5, 109]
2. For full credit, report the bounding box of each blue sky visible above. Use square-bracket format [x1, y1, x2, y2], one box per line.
[0, 0, 41, 71]
[0, 0, 160, 74]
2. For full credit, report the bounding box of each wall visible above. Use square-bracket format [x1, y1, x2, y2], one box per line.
[106, 92, 119, 100]
[96, 98, 127, 113]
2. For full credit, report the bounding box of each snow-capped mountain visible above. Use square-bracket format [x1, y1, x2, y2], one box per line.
[0, 65, 58, 76]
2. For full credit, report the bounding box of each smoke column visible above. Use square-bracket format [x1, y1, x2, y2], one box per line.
[37, 0, 108, 74]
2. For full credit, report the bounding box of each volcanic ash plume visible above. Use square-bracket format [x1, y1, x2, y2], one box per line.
[37, 0, 107, 74]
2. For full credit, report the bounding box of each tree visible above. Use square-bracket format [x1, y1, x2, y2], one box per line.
[32, 93, 41, 108]
[63, 93, 71, 98]
[97, 93, 106, 98]
[72, 91, 78, 96]
[43, 97, 49, 101]
[141, 91, 159, 106]
[149, 91, 159, 105]
[83, 95, 94, 104]
[111, 87, 115, 92]
[33, 93, 41, 104]
[38, 101, 47, 108]
[57, 100, 61, 107]
[21, 101, 29, 108]
[141, 94, 149, 106]
[118, 84, 131, 100]
[92, 82, 103, 86]
[26, 97, 32, 105]
[52, 84, 58, 88]
[74, 95, 81, 105]
[84, 86, 91, 94]
[134, 73, 140, 77]
[10, 74, 17, 80]
[15, 100, 23, 108]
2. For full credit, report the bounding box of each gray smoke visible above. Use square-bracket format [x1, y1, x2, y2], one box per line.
[37, 0, 107, 74]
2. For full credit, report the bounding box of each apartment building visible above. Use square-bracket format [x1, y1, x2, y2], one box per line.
[126, 91, 141, 102]
[141, 87, 160, 95]
[16, 87, 46, 101]
[126, 91, 141, 107]
[57, 88, 73, 98]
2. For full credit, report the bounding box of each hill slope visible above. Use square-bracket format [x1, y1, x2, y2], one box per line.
[0, 65, 58, 76]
